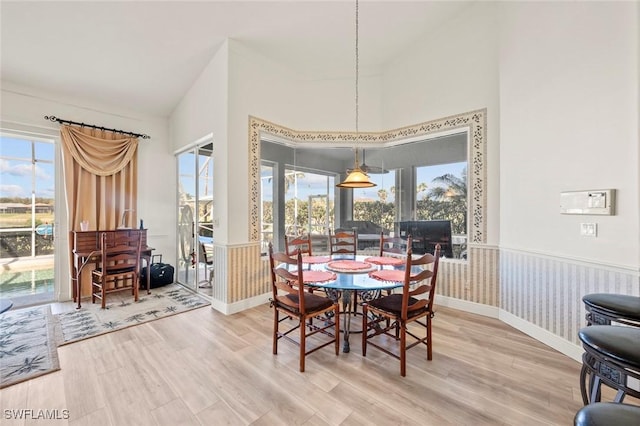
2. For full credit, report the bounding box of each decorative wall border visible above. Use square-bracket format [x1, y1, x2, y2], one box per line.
[248, 109, 487, 243]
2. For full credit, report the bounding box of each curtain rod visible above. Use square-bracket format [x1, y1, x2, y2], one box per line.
[44, 115, 150, 139]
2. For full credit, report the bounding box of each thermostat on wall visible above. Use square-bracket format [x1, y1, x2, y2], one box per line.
[560, 189, 616, 215]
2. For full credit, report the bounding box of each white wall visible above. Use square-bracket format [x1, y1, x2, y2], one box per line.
[499, 1, 639, 268]
[224, 40, 383, 244]
[380, 1, 500, 246]
[170, 41, 230, 244]
[1, 81, 173, 300]
[496, 2, 639, 358]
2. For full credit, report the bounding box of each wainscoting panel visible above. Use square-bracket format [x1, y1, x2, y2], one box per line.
[220, 244, 500, 310]
[470, 245, 500, 306]
[500, 248, 640, 346]
[436, 245, 499, 307]
[224, 243, 270, 304]
[437, 260, 468, 301]
[212, 244, 228, 302]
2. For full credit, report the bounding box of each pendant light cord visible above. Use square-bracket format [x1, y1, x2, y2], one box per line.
[354, 0, 360, 166]
[337, 0, 376, 188]
[355, 0, 359, 137]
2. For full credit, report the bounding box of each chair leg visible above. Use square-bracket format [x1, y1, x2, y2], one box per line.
[300, 317, 306, 372]
[590, 375, 602, 403]
[273, 309, 279, 355]
[427, 316, 433, 360]
[334, 304, 340, 356]
[580, 366, 590, 404]
[400, 321, 407, 377]
[362, 305, 368, 357]
[133, 273, 139, 302]
[101, 281, 106, 309]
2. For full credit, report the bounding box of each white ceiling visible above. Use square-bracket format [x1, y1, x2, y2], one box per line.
[1, 1, 475, 117]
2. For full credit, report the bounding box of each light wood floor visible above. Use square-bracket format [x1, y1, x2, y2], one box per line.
[1, 303, 589, 425]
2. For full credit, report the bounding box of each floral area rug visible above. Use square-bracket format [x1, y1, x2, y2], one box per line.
[0, 305, 60, 389]
[55, 284, 210, 345]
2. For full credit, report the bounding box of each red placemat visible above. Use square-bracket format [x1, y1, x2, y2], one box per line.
[326, 260, 373, 273]
[301, 256, 331, 264]
[364, 256, 404, 266]
[300, 270, 336, 283]
[369, 269, 406, 283]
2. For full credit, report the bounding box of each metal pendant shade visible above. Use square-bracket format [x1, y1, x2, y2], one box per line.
[337, 0, 376, 189]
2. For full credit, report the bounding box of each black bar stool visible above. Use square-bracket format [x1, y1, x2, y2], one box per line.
[575, 402, 640, 426]
[583, 293, 640, 327]
[578, 325, 640, 404]
[580, 293, 640, 404]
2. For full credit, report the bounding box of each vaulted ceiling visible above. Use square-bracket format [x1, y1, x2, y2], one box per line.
[1, 1, 475, 117]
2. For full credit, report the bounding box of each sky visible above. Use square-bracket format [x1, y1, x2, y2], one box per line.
[0, 136, 55, 199]
[177, 150, 214, 201]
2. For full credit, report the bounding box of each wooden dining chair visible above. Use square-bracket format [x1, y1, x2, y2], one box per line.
[329, 228, 358, 256]
[378, 231, 407, 256]
[91, 230, 143, 309]
[362, 239, 441, 376]
[268, 243, 340, 372]
[284, 234, 312, 257]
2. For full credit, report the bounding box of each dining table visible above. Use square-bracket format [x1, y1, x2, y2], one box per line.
[286, 254, 420, 353]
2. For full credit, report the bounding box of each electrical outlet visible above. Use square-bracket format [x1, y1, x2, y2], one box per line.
[580, 223, 597, 237]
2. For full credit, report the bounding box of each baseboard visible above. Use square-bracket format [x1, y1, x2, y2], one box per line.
[499, 310, 583, 363]
[436, 295, 499, 318]
[211, 293, 271, 315]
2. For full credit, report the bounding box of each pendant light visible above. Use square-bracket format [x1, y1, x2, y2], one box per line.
[337, 0, 376, 189]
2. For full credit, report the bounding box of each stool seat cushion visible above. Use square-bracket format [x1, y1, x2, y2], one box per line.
[574, 402, 640, 426]
[578, 326, 640, 369]
[582, 293, 640, 321]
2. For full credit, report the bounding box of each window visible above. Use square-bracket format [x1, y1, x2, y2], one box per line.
[261, 162, 274, 254]
[0, 133, 56, 302]
[0, 135, 55, 258]
[352, 170, 397, 234]
[260, 133, 470, 258]
[284, 167, 334, 237]
[415, 161, 467, 257]
[260, 150, 336, 254]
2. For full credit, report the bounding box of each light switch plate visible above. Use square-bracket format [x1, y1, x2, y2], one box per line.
[580, 223, 597, 237]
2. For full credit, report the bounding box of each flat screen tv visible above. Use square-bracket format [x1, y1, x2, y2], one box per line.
[397, 220, 454, 258]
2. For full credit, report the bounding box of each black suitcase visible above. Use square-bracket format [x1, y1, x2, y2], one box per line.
[140, 255, 174, 289]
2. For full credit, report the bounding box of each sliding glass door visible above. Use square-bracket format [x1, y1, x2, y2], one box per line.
[176, 142, 214, 294]
[0, 133, 56, 307]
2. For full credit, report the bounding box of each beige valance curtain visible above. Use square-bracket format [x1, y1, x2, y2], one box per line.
[61, 125, 138, 231]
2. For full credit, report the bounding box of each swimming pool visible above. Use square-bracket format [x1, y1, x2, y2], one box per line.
[0, 268, 54, 298]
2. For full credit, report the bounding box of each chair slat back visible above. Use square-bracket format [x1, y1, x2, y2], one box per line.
[379, 232, 407, 256]
[268, 243, 307, 313]
[99, 230, 142, 274]
[329, 228, 357, 256]
[284, 235, 312, 257]
[402, 239, 441, 320]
